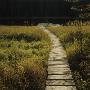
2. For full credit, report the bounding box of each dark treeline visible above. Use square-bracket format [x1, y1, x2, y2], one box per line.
[0, 0, 77, 18]
[0, 0, 89, 24]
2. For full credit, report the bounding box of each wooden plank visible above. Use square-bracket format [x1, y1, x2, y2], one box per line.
[46, 86, 77, 90]
[46, 80, 75, 86]
[48, 75, 73, 80]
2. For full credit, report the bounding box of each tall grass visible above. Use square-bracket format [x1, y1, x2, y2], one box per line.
[47, 25, 90, 90]
[0, 26, 51, 90]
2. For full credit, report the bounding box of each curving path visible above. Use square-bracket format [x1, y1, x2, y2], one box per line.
[40, 25, 77, 90]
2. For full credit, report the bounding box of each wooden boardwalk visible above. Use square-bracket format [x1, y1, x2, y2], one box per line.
[40, 25, 77, 90]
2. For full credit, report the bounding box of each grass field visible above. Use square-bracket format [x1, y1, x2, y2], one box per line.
[0, 26, 51, 90]
[47, 25, 90, 90]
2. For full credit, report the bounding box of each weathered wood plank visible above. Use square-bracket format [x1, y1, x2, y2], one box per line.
[46, 86, 77, 90]
[48, 70, 71, 75]
[46, 80, 75, 86]
[48, 75, 73, 80]
[48, 61, 68, 65]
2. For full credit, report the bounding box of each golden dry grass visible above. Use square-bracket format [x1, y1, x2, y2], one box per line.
[0, 26, 51, 90]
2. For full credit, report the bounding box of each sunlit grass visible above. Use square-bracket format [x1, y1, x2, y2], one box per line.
[0, 26, 51, 90]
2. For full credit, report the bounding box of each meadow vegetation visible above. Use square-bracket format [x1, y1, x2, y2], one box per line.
[0, 26, 51, 90]
[47, 25, 90, 90]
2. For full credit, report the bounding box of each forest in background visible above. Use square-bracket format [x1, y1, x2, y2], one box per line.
[0, 0, 90, 25]
[0, 0, 88, 18]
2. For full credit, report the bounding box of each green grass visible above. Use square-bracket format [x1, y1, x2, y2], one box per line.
[0, 26, 51, 90]
[47, 25, 90, 90]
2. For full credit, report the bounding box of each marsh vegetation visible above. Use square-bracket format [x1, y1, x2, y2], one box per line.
[0, 26, 51, 90]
